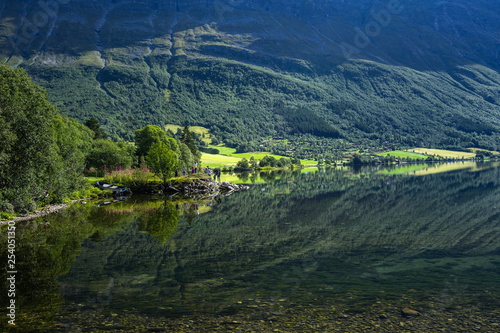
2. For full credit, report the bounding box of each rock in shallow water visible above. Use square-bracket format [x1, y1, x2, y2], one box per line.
[402, 308, 420, 317]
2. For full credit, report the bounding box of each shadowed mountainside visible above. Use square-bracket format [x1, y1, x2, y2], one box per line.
[0, 0, 499, 147]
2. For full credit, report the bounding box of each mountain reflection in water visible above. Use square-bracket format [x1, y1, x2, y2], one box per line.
[1, 163, 499, 332]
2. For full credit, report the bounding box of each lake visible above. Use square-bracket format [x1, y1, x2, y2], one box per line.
[1, 162, 500, 332]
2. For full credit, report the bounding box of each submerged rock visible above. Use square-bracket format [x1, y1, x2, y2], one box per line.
[402, 308, 420, 317]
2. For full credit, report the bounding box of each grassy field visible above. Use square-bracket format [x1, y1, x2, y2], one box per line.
[207, 145, 317, 165]
[411, 148, 476, 159]
[377, 150, 427, 159]
[165, 124, 212, 143]
[200, 152, 241, 168]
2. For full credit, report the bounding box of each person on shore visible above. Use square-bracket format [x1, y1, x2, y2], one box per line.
[183, 166, 186, 176]
[194, 162, 198, 173]
[217, 169, 221, 182]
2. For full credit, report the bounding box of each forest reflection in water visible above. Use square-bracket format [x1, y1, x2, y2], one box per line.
[1, 162, 500, 332]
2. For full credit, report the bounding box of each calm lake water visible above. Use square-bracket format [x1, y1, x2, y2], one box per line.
[2, 162, 500, 332]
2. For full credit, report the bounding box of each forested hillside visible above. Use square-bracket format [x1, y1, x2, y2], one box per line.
[1, 0, 499, 149]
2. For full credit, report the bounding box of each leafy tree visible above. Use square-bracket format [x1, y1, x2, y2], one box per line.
[0, 63, 85, 211]
[236, 158, 250, 170]
[85, 117, 107, 140]
[249, 156, 258, 169]
[146, 141, 179, 186]
[260, 155, 278, 167]
[85, 139, 134, 172]
[50, 114, 94, 198]
[135, 125, 179, 158]
[278, 158, 291, 167]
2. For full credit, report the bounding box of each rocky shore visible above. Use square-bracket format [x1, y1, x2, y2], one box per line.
[1, 179, 248, 225]
[0, 201, 80, 225]
[52, 297, 500, 332]
[164, 178, 249, 197]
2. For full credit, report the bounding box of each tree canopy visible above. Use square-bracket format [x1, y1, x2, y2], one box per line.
[146, 140, 179, 186]
[85, 117, 107, 140]
[135, 125, 179, 158]
[0, 63, 69, 211]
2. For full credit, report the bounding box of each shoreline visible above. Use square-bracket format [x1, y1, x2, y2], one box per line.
[0, 201, 82, 226]
[1, 179, 249, 225]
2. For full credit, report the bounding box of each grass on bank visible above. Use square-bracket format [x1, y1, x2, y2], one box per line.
[410, 148, 476, 159]
[206, 145, 318, 166]
[377, 150, 427, 159]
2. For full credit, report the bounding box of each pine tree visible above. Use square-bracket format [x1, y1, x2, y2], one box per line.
[180, 126, 200, 162]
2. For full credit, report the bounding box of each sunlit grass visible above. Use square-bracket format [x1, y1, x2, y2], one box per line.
[378, 150, 427, 159]
[201, 152, 241, 168]
[165, 124, 212, 143]
[207, 145, 317, 166]
[411, 148, 476, 159]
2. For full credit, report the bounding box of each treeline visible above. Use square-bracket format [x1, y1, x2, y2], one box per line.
[0, 64, 201, 214]
[29, 56, 500, 154]
[234, 155, 301, 171]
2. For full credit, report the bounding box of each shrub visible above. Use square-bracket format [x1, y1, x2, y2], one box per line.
[0, 201, 15, 214]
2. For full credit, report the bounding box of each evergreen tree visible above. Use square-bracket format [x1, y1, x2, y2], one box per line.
[85, 117, 107, 140]
[180, 126, 200, 161]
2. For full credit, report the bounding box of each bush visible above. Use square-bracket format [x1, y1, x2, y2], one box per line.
[235, 158, 252, 171]
[199, 147, 220, 154]
[0, 201, 15, 214]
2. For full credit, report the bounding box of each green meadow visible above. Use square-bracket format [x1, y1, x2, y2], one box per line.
[411, 148, 476, 159]
[377, 150, 427, 159]
[207, 145, 318, 166]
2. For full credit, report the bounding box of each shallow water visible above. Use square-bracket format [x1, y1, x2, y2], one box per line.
[1, 163, 500, 332]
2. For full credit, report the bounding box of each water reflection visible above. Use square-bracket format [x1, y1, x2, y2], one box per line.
[1, 163, 500, 331]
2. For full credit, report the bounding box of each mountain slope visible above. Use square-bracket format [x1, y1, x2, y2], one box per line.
[0, 0, 499, 148]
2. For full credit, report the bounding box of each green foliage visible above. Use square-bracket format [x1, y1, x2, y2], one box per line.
[49, 114, 95, 201]
[85, 139, 135, 172]
[23, 57, 500, 153]
[135, 125, 179, 158]
[235, 158, 250, 170]
[146, 141, 180, 185]
[199, 147, 221, 154]
[85, 117, 107, 140]
[278, 106, 341, 138]
[179, 142, 195, 169]
[0, 63, 92, 211]
[259, 155, 278, 168]
[180, 125, 201, 162]
[139, 201, 180, 244]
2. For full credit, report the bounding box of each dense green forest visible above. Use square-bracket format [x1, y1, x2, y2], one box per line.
[27, 58, 500, 152]
[0, 64, 202, 214]
[2, 0, 499, 152]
